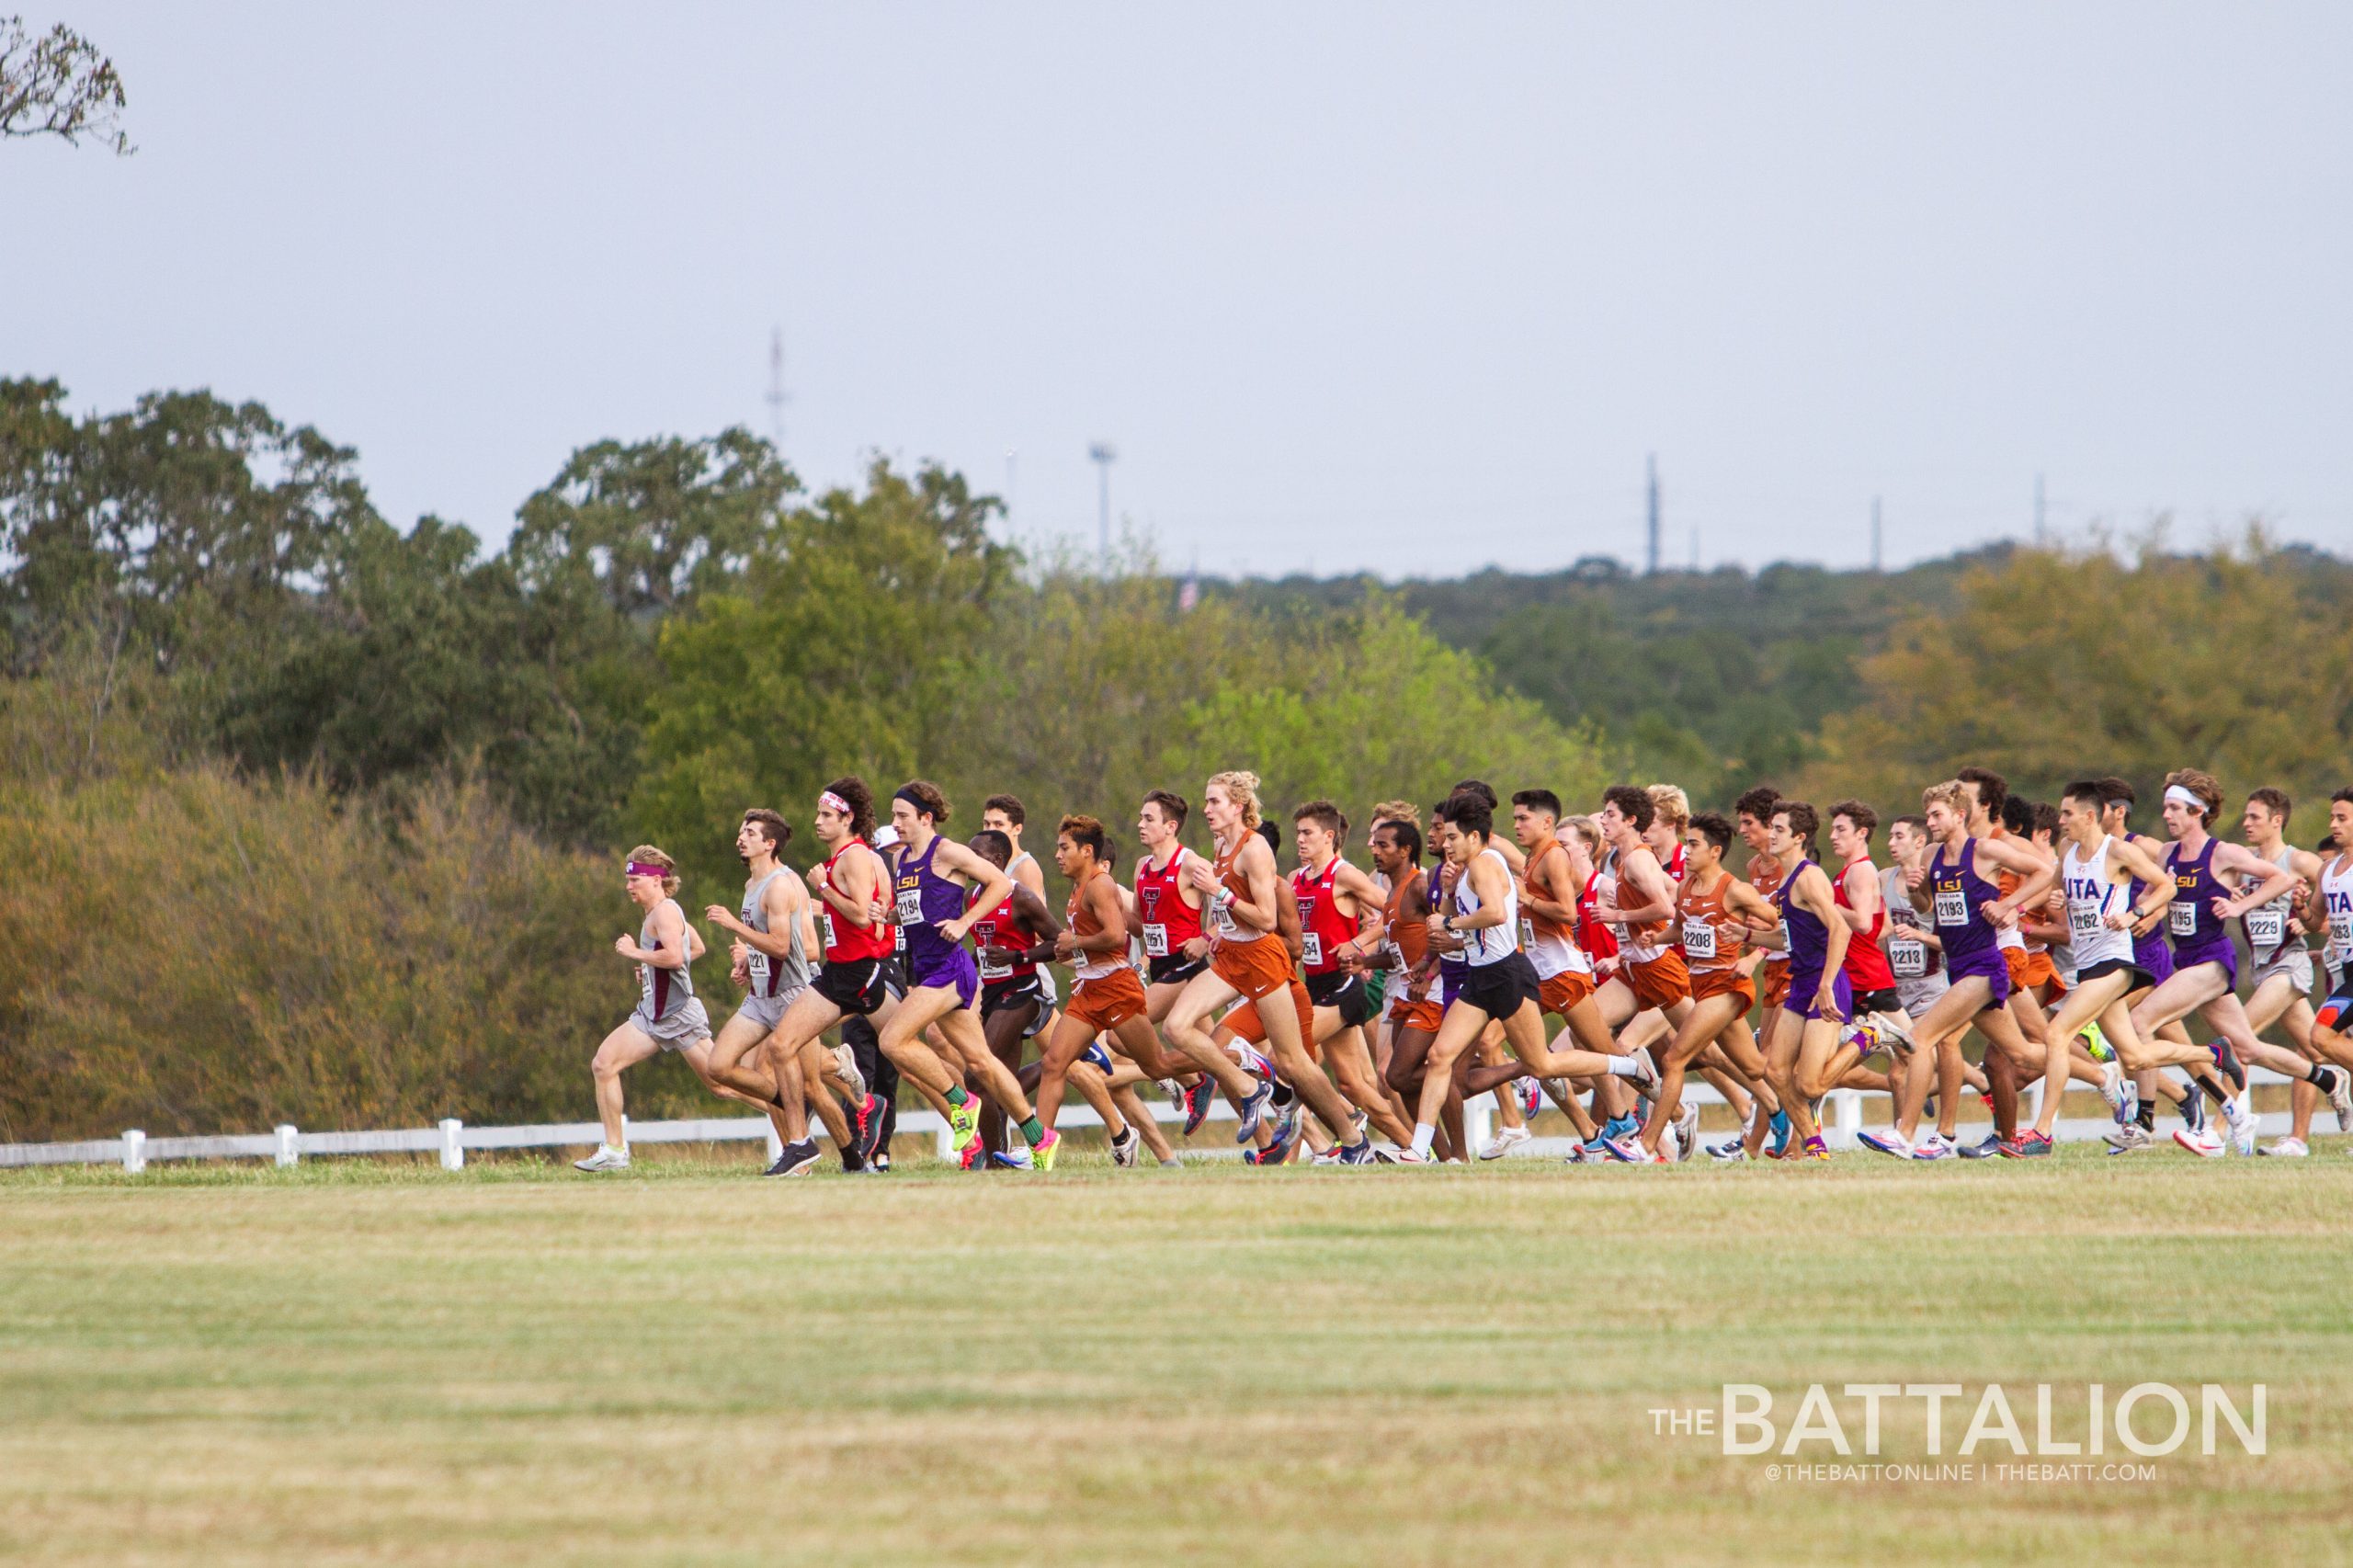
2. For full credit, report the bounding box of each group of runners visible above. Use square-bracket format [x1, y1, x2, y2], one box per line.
[574, 765, 2353, 1174]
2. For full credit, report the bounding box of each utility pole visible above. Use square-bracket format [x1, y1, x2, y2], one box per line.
[1003, 449, 1017, 523]
[1645, 453, 1661, 574]
[765, 327, 788, 449]
[1871, 495, 1883, 573]
[1089, 442, 1118, 566]
[2034, 472, 2047, 546]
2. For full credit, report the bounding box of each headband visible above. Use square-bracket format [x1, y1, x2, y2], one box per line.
[625, 861, 668, 880]
[2164, 784, 2208, 815]
[818, 790, 851, 817]
[893, 785, 932, 813]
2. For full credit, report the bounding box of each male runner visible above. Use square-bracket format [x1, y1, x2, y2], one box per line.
[702, 810, 878, 1176]
[2308, 790, 2353, 1153]
[1404, 795, 1653, 1164]
[1133, 790, 1218, 1131]
[1611, 812, 1780, 1163]
[2130, 769, 2347, 1153]
[1858, 780, 2054, 1161]
[758, 778, 986, 1164]
[1160, 773, 1291, 1144]
[577, 846, 714, 1172]
[1757, 802, 1856, 1160]
[1589, 785, 1693, 1028]
[2234, 789, 2345, 1155]
[880, 783, 1058, 1169]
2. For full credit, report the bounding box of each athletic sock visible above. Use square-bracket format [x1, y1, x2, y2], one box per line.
[2309, 1064, 2336, 1091]
[947, 1085, 970, 1108]
[1411, 1122, 1436, 1157]
[2197, 1076, 2230, 1107]
[2135, 1101, 2156, 1132]
[1605, 1058, 1643, 1078]
[1019, 1115, 1045, 1144]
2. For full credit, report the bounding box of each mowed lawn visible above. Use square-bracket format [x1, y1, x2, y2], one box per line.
[4, 1145, 2349, 1566]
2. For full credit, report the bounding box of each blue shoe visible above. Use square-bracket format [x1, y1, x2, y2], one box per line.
[1181, 1076, 1216, 1136]
[1768, 1109, 1792, 1158]
[1336, 1139, 1377, 1165]
[1234, 1078, 1273, 1143]
[1956, 1132, 2003, 1159]
[1602, 1114, 1640, 1142]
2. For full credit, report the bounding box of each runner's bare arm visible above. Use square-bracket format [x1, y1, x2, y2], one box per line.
[932, 839, 1013, 941]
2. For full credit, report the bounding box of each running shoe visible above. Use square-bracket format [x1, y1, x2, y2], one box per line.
[1626, 1052, 1661, 1094]
[1604, 1136, 1667, 1165]
[1349, 1108, 1369, 1140]
[1956, 1132, 2003, 1159]
[833, 1041, 868, 1102]
[2209, 1040, 2247, 1093]
[854, 1094, 886, 1164]
[1704, 1139, 1748, 1163]
[2078, 1018, 2114, 1062]
[1312, 1143, 1345, 1165]
[1108, 1123, 1140, 1168]
[2103, 1122, 2153, 1153]
[1673, 1101, 1700, 1162]
[946, 1096, 981, 1153]
[996, 1142, 1035, 1171]
[1602, 1113, 1642, 1142]
[2173, 1124, 2224, 1158]
[2008, 1131, 2053, 1158]
[1158, 1077, 1187, 1108]
[2097, 1060, 2127, 1118]
[1479, 1124, 1532, 1161]
[573, 1145, 630, 1172]
[1250, 1117, 1298, 1166]
[2115, 1074, 2139, 1129]
[1182, 1076, 1217, 1136]
[1031, 1127, 1061, 1171]
[1910, 1131, 1956, 1161]
[1858, 1128, 1915, 1160]
[1336, 1139, 1379, 1165]
[762, 1138, 820, 1177]
[1234, 1077, 1273, 1143]
[2321, 1065, 2353, 1131]
[1768, 1109, 1793, 1158]
[1392, 1146, 1434, 1165]
[958, 1139, 985, 1172]
[1800, 1135, 1831, 1162]
[1518, 1077, 1543, 1119]
[2259, 1136, 2310, 1158]
[1872, 1008, 1915, 1051]
[2222, 1096, 2257, 1156]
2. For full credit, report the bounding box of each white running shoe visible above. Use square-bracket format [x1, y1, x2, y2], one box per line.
[2259, 1136, 2309, 1158]
[2222, 1096, 2257, 1156]
[1391, 1146, 1434, 1165]
[1479, 1124, 1532, 1161]
[2103, 1123, 2153, 1152]
[833, 1042, 867, 1101]
[2174, 1125, 2225, 1158]
[1672, 1101, 1700, 1162]
[2097, 1060, 2126, 1116]
[1626, 1051, 1660, 1094]
[2324, 1068, 2353, 1132]
[1911, 1131, 1955, 1161]
[1872, 1008, 1915, 1051]
[574, 1145, 630, 1172]
[1159, 1077, 1187, 1106]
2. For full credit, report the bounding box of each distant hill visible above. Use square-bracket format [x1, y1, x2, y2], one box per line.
[1213, 546, 2015, 799]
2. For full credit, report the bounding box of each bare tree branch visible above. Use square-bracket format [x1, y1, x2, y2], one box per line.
[0, 15, 133, 154]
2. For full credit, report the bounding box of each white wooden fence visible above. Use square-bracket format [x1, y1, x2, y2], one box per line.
[0, 1071, 2304, 1173]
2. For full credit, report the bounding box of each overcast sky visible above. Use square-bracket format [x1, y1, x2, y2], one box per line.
[10, 3, 2349, 576]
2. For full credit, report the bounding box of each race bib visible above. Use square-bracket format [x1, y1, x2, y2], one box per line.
[2068, 903, 2102, 940]
[1519, 916, 1536, 949]
[2331, 912, 2353, 959]
[979, 952, 1012, 982]
[1890, 937, 1927, 979]
[1933, 889, 1967, 927]
[895, 884, 923, 926]
[1384, 939, 1404, 971]
[1142, 923, 1169, 958]
[2246, 908, 2286, 951]
[2170, 903, 2196, 937]
[1211, 896, 1240, 940]
[819, 910, 837, 951]
[1682, 921, 1717, 960]
[747, 949, 771, 987]
[638, 964, 654, 1008]
[1302, 932, 1324, 967]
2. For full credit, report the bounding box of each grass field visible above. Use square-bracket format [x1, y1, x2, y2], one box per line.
[6, 1144, 2351, 1566]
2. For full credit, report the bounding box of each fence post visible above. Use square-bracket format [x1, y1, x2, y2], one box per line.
[934, 1116, 953, 1161]
[1462, 1095, 1494, 1159]
[765, 1119, 784, 1164]
[439, 1119, 464, 1171]
[274, 1124, 300, 1167]
[121, 1130, 145, 1174]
